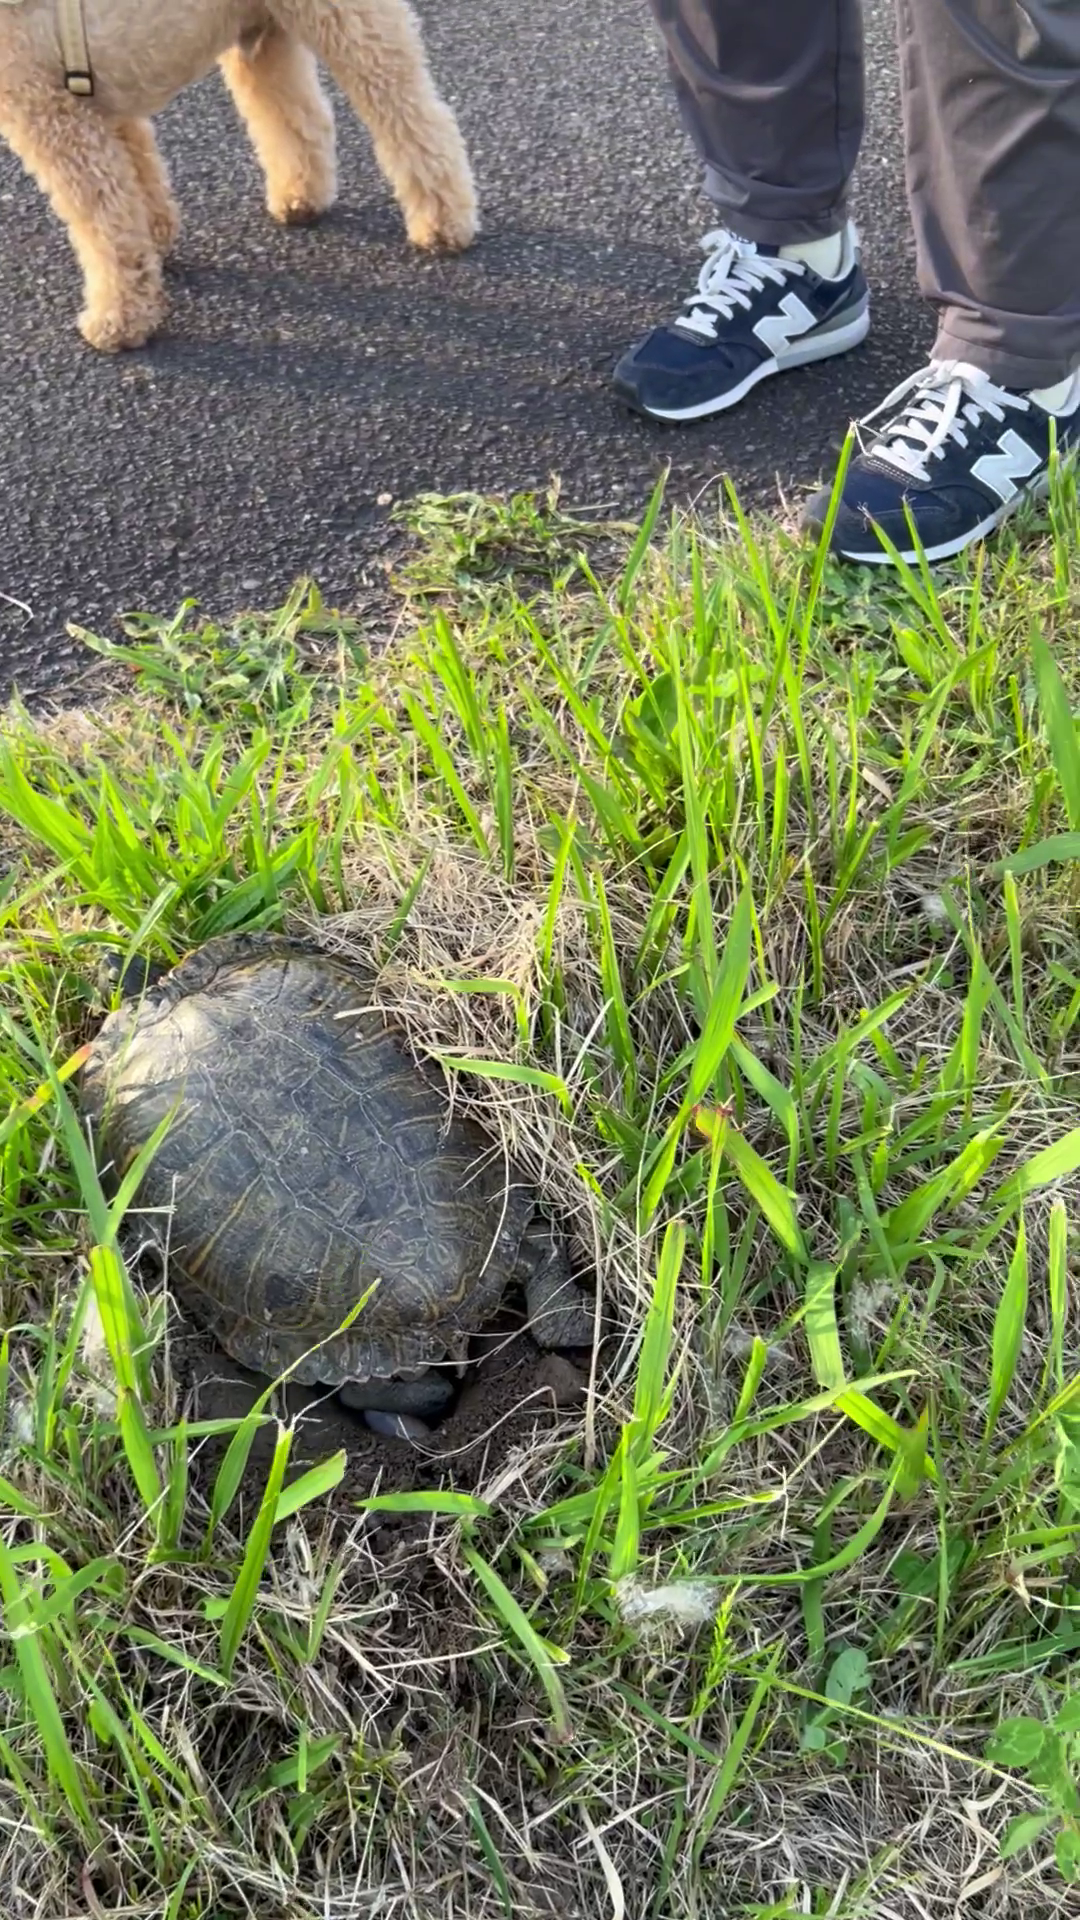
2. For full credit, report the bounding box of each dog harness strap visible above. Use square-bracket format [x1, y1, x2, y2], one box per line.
[57, 0, 93, 96]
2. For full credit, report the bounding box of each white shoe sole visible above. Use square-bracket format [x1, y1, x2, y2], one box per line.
[633, 304, 871, 423]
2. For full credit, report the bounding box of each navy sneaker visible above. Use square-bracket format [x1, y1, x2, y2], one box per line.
[802, 360, 1080, 564]
[613, 221, 870, 422]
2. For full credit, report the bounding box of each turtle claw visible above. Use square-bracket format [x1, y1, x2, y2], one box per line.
[363, 1409, 431, 1442]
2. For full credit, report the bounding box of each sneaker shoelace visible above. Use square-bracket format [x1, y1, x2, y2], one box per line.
[675, 229, 804, 342]
[861, 360, 1031, 484]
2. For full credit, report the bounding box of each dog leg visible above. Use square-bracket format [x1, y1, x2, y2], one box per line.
[115, 120, 181, 256]
[219, 24, 337, 225]
[0, 91, 166, 350]
[273, 0, 477, 251]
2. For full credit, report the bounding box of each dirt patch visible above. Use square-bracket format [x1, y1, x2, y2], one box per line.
[174, 1303, 593, 1508]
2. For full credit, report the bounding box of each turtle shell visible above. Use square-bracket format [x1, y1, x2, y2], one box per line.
[78, 932, 538, 1387]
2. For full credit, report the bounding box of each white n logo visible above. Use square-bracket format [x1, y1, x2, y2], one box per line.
[753, 291, 817, 359]
[971, 428, 1041, 503]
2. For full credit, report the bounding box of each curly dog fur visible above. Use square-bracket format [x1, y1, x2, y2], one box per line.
[0, 0, 477, 350]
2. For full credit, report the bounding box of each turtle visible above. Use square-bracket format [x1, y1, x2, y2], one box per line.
[77, 931, 596, 1438]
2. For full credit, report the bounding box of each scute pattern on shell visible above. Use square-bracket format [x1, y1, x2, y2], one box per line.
[79, 932, 539, 1386]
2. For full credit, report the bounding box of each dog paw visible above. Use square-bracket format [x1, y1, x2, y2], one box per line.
[404, 180, 478, 254]
[78, 299, 166, 353]
[398, 106, 478, 253]
[269, 195, 333, 227]
[266, 164, 337, 228]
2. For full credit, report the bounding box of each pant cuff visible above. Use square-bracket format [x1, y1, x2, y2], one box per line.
[703, 166, 848, 247]
[932, 321, 1079, 394]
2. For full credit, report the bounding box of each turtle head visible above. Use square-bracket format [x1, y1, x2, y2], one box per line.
[97, 948, 171, 1003]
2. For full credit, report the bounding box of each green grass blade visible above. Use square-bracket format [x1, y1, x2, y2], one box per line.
[686, 886, 753, 1103]
[733, 1338, 768, 1422]
[7, 1559, 120, 1637]
[837, 1392, 936, 1484]
[119, 1626, 228, 1687]
[630, 1220, 683, 1454]
[694, 1107, 808, 1264]
[467, 1792, 514, 1919]
[691, 1642, 781, 1866]
[87, 1243, 151, 1404]
[401, 692, 491, 857]
[219, 1421, 293, 1679]
[802, 1263, 845, 1392]
[591, 865, 638, 1105]
[609, 1435, 640, 1583]
[0, 1539, 97, 1837]
[462, 1543, 571, 1741]
[639, 1111, 687, 1225]
[358, 1490, 494, 1518]
[207, 1387, 275, 1539]
[882, 1127, 1002, 1257]
[1033, 631, 1080, 829]
[730, 1036, 799, 1186]
[1003, 870, 1025, 1034]
[430, 1053, 573, 1116]
[274, 1452, 347, 1523]
[1048, 1198, 1067, 1396]
[996, 832, 1080, 875]
[688, 1474, 897, 1588]
[81, 1669, 164, 1870]
[156, 1423, 189, 1553]
[616, 472, 666, 611]
[117, 1387, 163, 1515]
[983, 1213, 1029, 1450]
[992, 1128, 1080, 1211]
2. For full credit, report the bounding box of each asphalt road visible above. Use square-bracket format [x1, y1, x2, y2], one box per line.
[0, 0, 930, 707]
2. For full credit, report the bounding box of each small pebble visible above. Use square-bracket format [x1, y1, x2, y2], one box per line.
[533, 1354, 588, 1407]
[364, 1409, 430, 1442]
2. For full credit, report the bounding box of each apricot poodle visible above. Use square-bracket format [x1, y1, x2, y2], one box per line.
[0, 0, 478, 350]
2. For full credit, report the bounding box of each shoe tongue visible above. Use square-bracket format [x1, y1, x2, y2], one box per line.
[721, 239, 781, 262]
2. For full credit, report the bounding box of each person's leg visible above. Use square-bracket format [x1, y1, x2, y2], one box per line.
[901, 0, 1080, 391]
[614, 0, 870, 421]
[649, 0, 864, 245]
[804, 0, 1080, 565]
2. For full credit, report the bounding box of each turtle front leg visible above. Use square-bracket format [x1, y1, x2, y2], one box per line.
[523, 1248, 597, 1351]
[338, 1367, 454, 1441]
